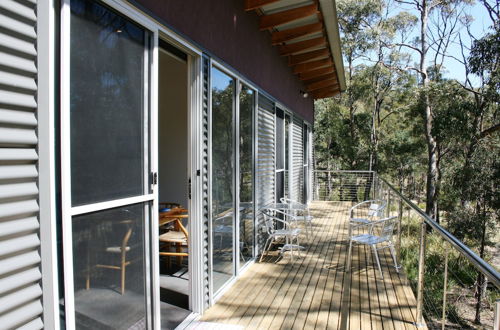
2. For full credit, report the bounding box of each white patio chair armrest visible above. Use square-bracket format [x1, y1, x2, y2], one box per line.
[349, 222, 374, 231]
[349, 217, 371, 224]
[261, 209, 294, 227]
[370, 215, 398, 226]
[269, 208, 299, 220]
[367, 215, 398, 234]
[349, 199, 387, 217]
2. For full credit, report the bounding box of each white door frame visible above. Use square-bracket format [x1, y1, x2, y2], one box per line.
[59, 0, 205, 328]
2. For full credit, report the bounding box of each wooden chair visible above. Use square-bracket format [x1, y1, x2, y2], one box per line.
[86, 220, 133, 295]
[159, 204, 189, 268]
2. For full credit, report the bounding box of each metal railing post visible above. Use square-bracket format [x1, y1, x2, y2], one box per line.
[387, 190, 392, 217]
[494, 299, 500, 330]
[441, 248, 449, 330]
[415, 219, 427, 327]
[397, 197, 402, 263]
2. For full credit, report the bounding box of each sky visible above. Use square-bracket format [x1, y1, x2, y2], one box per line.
[437, 2, 493, 83]
[349, 0, 495, 86]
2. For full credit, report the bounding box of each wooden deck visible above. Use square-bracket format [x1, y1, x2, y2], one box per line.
[200, 201, 424, 329]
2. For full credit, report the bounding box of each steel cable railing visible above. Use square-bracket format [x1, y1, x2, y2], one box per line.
[313, 170, 500, 329]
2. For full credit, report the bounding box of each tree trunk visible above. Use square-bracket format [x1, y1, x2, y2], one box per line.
[419, 0, 439, 219]
[347, 55, 357, 170]
[474, 202, 488, 324]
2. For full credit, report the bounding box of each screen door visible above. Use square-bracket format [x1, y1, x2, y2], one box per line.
[61, 0, 156, 328]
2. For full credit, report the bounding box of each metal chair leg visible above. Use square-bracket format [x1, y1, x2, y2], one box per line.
[373, 245, 383, 279]
[259, 237, 272, 262]
[347, 239, 353, 272]
[390, 245, 399, 273]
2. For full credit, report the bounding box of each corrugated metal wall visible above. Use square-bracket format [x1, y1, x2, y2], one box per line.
[0, 0, 44, 329]
[202, 56, 211, 307]
[290, 117, 304, 203]
[256, 95, 275, 250]
[307, 126, 314, 204]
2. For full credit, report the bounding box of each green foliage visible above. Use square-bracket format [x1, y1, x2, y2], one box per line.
[314, 97, 371, 170]
[315, 0, 499, 326]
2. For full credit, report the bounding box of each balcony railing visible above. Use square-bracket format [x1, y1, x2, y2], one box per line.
[313, 170, 500, 329]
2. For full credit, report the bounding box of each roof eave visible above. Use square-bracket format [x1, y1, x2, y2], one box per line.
[318, 0, 346, 92]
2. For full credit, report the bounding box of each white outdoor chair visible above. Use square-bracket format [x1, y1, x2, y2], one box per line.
[347, 215, 399, 279]
[213, 212, 233, 252]
[279, 197, 314, 238]
[259, 209, 302, 262]
[348, 199, 387, 237]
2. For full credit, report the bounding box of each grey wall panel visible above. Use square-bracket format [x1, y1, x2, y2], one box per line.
[132, 0, 315, 122]
[308, 127, 314, 203]
[0, 0, 43, 328]
[256, 97, 275, 251]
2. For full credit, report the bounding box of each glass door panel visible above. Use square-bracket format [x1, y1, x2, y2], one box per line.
[211, 67, 235, 292]
[284, 114, 291, 199]
[275, 109, 285, 202]
[238, 85, 254, 267]
[72, 203, 148, 329]
[67, 0, 152, 328]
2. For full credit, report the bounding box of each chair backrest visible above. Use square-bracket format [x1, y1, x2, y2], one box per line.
[377, 216, 398, 241]
[279, 197, 309, 216]
[261, 210, 276, 235]
[122, 227, 133, 250]
[368, 201, 386, 217]
[280, 197, 306, 207]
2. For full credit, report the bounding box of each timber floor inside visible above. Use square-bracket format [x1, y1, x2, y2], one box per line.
[200, 201, 425, 330]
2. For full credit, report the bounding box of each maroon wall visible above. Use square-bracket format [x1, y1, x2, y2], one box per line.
[132, 0, 314, 122]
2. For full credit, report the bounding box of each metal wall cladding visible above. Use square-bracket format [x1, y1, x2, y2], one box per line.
[256, 95, 275, 250]
[0, 0, 44, 329]
[307, 127, 314, 204]
[132, 0, 315, 123]
[291, 117, 304, 204]
[202, 55, 210, 308]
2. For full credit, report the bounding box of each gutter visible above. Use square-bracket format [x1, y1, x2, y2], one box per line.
[319, 0, 346, 92]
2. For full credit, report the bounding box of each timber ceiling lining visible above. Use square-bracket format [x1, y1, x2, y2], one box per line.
[245, 0, 341, 99]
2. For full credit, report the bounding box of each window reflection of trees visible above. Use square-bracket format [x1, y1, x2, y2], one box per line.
[239, 86, 254, 263]
[211, 74, 234, 215]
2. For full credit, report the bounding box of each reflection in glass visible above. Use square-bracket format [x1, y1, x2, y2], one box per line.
[275, 109, 285, 202]
[239, 85, 254, 267]
[284, 115, 291, 198]
[70, 0, 147, 206]
[303, 125, 309, 202]
[72, 204, 147, 329]
[211, 67, 235, 292]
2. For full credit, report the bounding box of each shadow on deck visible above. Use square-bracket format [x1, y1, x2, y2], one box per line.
[200, 201, 425, 330]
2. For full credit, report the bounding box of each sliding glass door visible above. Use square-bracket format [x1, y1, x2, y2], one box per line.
[211, 68, 235, 292]
[62, 0, 156, 328]
[210, 66, 255, 294]
[238, 85, 255, 268]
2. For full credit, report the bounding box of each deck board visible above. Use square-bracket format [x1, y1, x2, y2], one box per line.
[201, 202, 424, 329]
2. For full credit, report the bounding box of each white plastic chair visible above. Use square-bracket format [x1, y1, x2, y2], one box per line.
[347, 215, 399, 279]
[259, 209, 302, 262]
[279, 197, 314, 238]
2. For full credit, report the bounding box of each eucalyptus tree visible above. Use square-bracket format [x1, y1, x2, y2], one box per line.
[337, 0, 382, 160]
[392, 0, 472, 219]
[445, 5, 499, 322]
